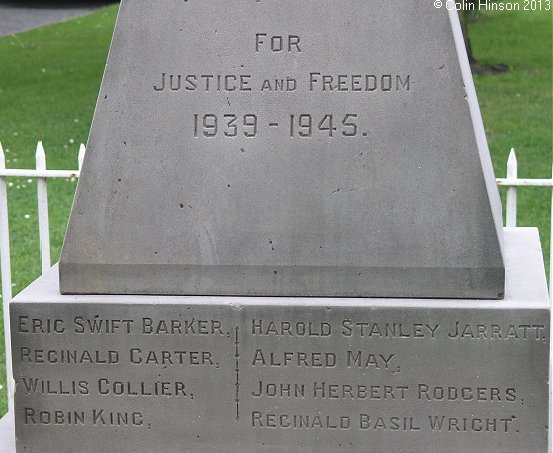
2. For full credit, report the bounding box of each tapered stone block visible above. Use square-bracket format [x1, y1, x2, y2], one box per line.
[13, 229, 548, 452]
[59, 0, 504, 298]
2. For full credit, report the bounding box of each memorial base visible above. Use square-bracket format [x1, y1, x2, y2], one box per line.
[10, 228, 550, 452]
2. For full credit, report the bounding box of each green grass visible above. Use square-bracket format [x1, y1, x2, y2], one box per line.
[0, 2, 551, 416]
[0, 5, 119, 415]
[469, 3, 553, 264]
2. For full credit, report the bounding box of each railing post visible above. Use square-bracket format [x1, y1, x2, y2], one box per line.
[550, 163, 553, 304]
[36, 142, 51, 274]
[0, 143, 14, 412]
[506, 148, 517, 227]
[78, 143, 86, 171]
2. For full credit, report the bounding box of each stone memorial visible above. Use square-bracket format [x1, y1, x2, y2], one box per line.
[59, 0, 505, 299]
[5, 0, 550, 452]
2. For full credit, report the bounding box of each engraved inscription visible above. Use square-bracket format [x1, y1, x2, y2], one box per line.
[153, 73, 253, 92]
[255, 34, 302, 53]
[12, 309, 548, 444]
[447, 322, 546, 340]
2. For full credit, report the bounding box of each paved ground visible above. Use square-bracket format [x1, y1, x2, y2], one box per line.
[0, 0, 116, 36]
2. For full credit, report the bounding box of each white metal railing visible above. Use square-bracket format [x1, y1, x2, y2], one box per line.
[496, 149, 553, 301]
[0, 141, 84, 412]
[0, 143, 551, 413]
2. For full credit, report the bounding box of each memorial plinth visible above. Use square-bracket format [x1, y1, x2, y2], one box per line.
[10, 228, 549, 452]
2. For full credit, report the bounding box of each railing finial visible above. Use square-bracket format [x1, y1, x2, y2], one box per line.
[35, 141, 46, 170]
[507, 147, 517, 170]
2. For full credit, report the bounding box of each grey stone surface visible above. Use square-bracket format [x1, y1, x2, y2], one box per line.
[13, 229, 549, 452]
[0, 412, 15, 453]
[60, 0, 504, 299]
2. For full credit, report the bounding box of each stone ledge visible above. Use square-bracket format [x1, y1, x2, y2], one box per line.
[14, 228, 549, 308]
